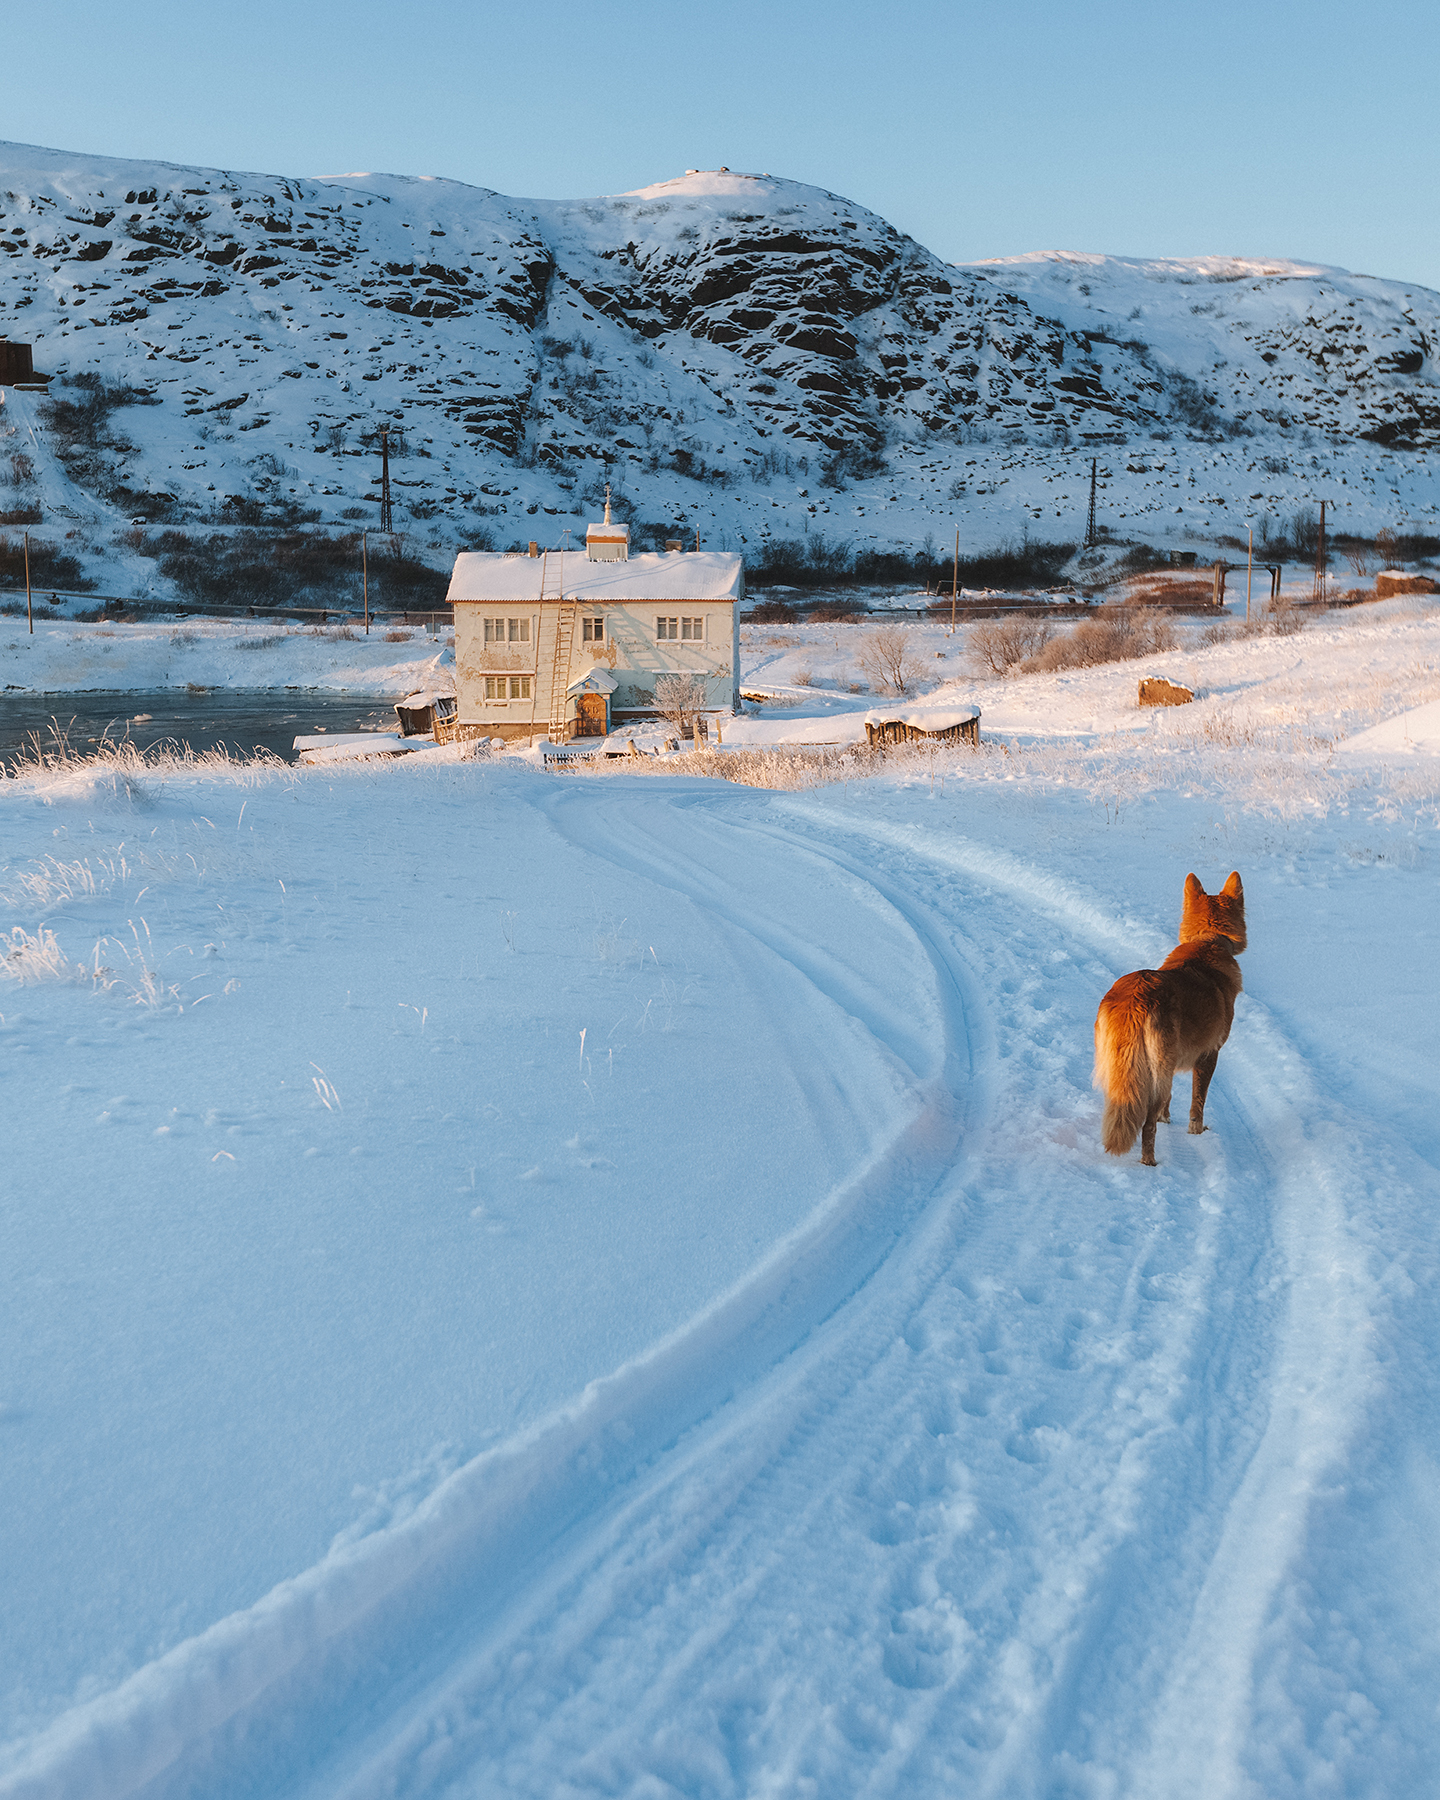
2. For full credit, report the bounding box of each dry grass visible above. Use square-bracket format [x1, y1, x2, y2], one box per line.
[6, 722, 284, 783]
[565, 745, 865, 789]
[0, 918, 188, 1009]
[384, 629, 412, 643]
[562, 737, 1001, 792]
[1122, 575, 1215, 607]
[1197, 603, 1307, 646]
[1021, 606, 1178, 673]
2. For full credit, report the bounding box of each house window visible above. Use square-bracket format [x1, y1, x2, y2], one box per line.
[681, 616, 705, 641]
[582, 616, 604, 642]
[483, 617, 530, 645]
[656, 616, 678, 641]
[484, 676, 532, 701]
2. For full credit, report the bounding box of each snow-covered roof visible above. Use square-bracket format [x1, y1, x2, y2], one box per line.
[862, 705, 980, 730]
[567, 666, 619, 695]
[448, 551, 743, 604]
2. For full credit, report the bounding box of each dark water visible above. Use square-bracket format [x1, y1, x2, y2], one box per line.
[0, 690, 398, 772]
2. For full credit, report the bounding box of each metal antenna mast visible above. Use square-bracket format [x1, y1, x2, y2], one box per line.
[379, 426, 393, 535]
[1085, 458, 1098, 548]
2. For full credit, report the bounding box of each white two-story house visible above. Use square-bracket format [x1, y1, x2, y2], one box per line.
[447, 508, 744, 742]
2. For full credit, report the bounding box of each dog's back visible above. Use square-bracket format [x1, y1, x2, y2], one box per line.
[1094, 873, 1246, 1166]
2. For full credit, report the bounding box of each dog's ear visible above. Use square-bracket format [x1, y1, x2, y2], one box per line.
[1222, 871, 1243, 899]
[1183, 873, 1205, 904]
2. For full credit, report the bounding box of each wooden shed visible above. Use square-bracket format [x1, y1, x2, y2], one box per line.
[863, 706, 981, 748]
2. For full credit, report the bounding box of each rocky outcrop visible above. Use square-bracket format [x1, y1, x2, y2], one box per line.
[3, 146, 1439, 540]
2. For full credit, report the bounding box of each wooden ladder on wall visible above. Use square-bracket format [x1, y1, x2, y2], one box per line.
[541, 552, 576, 742]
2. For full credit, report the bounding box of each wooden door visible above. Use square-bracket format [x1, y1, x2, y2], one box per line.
[576, 693, 607, 737]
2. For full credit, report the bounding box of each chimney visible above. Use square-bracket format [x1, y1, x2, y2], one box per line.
[586, 485, 630, 562]
[528, 541, 540, 558]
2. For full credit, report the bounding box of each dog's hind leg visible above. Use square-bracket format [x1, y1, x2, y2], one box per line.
[1157, 1078, 1173, 1124]
[1189, 1048, 1219, 1134]
[1140, 1089, 1169, 1166]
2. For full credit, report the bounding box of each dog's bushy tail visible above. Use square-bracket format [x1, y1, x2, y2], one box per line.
[1094, 991, 1156, 1156]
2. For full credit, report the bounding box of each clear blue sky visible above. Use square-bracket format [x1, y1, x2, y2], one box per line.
[7, 0, 1439, 288]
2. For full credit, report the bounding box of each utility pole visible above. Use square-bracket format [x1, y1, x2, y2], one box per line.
[1313, 498, 1328, 606]
[24, 530, 32, 635]
[1085, 458, 1098, 548]
[1246, 527, 1254, 625]
[362, 530, 369, 636]
[379, 427, 393, 535]
[951, 527, 959, 632]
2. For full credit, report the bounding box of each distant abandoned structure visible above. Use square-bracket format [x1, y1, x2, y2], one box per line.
[448, 501, 743, 743]
[863, 706, 981, 748]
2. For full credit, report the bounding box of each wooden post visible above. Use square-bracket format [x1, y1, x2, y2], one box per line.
[695, 526, 700, 552]
[951, 527, 959, 632]
[1314, 499, 1327, 605]
[362, 531, 369, 635]
[24, 530, 32, 635]
[1246, 527, 1253, 624]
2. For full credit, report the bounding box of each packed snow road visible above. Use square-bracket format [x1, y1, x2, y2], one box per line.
[2, 740, 1437, 1799]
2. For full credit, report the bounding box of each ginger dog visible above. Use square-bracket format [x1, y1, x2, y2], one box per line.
[1094, 872, 1246, 1166]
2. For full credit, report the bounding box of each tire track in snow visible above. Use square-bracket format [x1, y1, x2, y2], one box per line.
[315, 788, 1397, 1799]
[770, 800, 1399, 1794]
[0, 783, 982, 1800]
[293, 788, 1280, 1797]
[5, 783, 1406, 1798]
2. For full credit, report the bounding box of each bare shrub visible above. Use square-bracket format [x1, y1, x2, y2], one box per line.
[1347, 544, 1371, 577]
[1262, 599, 1305, 637]
[384, 629, 411, 643]
[1375, 527, 1401, 570]
[792, 668, 814, 687]
[967, 615, 1054, 677]
[655, 671, 709, 735]
[1020, 606, 1178, 674]
[856, 624, 920, 694]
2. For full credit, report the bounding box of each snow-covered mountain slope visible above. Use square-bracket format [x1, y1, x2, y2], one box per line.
[2, 141, 1439, 572]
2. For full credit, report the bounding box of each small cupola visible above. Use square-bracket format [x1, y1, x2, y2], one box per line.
[586, 486, 629, 562]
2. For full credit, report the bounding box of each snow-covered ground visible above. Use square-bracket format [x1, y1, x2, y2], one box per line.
[2, 598, 1438, 1797]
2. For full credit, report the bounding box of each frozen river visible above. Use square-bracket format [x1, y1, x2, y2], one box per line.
[0, 689, 398, 770]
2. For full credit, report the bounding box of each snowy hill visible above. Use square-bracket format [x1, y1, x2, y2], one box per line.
[2, 140, 1439, 584]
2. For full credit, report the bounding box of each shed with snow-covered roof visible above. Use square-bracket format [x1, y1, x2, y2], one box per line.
[447, 511, 742, 742]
